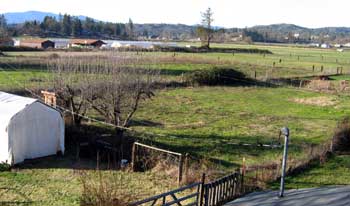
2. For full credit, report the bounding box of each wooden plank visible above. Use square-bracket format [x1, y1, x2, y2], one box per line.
[134, 142, 182, 156]
[230, 176, 234, 198]
[209, 183, 213, 206]
[151, 199, 158, 206]
[212, 183, 217, 206]
[219, 180, 222, 203]
[230, 176, 235, 198]
[223, 177, 227, 201]
[131, 183, 200, 206]
[170, 193, 182, 206]
[199, 174, 206, 206]
[204, 184, 209, 206]
[234, 173, 238, 197]
[164, 193, 198, 206]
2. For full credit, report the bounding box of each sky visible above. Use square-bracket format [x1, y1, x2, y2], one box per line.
[0, 0, 349, 28]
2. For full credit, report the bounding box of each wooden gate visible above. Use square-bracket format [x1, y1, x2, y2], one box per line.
[130, 171, 242, 206]
[202, 171, 242, 206]
[130, 182, 202, 206]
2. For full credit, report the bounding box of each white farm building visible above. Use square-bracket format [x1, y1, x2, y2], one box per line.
[0, 92, 64, 165]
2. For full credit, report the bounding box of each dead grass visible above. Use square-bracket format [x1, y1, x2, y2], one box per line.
[291, 96, 338, 107]
[332, 117, 350, 153]
[166, 121, 206, 129]
[78, 170, 134, 206]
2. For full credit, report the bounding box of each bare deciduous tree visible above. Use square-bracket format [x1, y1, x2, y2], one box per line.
[48, 56, 94, 126]
[48, 52, 160, 141]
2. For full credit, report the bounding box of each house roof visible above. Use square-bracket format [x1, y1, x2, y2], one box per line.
[0, 37, 14, 44]
[0, 92, 37, 127]
[20, 39, 53, 44]
[69, 39, 106, 45]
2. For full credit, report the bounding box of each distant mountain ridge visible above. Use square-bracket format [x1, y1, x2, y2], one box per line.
[3, 11, 94, 24]
[251, 23, 350, 35]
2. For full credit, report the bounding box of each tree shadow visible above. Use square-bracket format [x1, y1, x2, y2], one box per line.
[135, 133, 300, 169]
[129, 119, 164, 127]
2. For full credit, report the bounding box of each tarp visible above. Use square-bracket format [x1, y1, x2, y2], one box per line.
[0, 92, 64, 165]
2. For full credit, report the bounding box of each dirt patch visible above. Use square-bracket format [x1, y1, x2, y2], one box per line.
[167, 121, 206, 129]
[292, 96, 338, 107]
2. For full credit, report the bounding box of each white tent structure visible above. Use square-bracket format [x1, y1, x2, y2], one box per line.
[0, 92, 64, 165]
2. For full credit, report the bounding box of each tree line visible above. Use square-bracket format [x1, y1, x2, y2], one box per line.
[0, 14, 135, 39]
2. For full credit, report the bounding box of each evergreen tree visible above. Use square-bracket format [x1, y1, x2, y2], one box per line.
[71, 18, 82, 37]
[127, 18, 134, 39]
[61, 14, 72, 36]
[83, 17, 95, 35]
[0, 14, 8, 36]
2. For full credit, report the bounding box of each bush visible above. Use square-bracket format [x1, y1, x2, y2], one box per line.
[332, 117, 350, 152]
[185, 67, 248, 86]
[152, 45, 273, 54]
[0, 46, 43, 52]
[0, 162, 11, 171]
[78, 170, 135, 206]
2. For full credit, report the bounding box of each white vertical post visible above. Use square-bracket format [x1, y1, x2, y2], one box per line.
[279, 127, 289, 198]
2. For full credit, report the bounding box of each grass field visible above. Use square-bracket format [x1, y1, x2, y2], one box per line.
[1, 43, 350, 204]
[3, 42, 350, 80]
[134, 86, 350, 167]
[269, 155, 350, 189]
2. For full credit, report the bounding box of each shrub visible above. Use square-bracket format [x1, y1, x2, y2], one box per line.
[185, 67, 248, 86]
[0, 162, 11, 171]
[0, 46, 43, 52]
[332, 117, 350, 152]
[78, 170, 135, 206]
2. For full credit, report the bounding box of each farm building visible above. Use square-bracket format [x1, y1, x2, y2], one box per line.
[19, 39, 55, 49]
[68, 39, 106, 48]
[0, 37, 14, 46]
[321, 43, 331, 49]
[0, 92, 64, 165]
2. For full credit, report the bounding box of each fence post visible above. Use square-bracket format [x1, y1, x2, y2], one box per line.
[184, 153, 190, 183]
[240, 170, 244, 194]
[131, 143, 136, 172]
[96, 150, 100, 170]
[200, 173, 206, 206]
[76, 143, 80, 161]
[178, 154, 184, 185]
[279, 127, 290, 198]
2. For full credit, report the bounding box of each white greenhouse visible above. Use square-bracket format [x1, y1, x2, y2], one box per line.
[0, 92, 64, 165]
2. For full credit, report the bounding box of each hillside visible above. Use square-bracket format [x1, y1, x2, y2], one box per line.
[3, 11, 92, 24]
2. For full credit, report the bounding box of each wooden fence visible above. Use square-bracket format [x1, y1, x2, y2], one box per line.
[131, 171, 242, 206]
[132, 142, 189, 184]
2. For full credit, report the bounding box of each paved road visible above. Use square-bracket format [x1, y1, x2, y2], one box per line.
[226, 186, 350, 206]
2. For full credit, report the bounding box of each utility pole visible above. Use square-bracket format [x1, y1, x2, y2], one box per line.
[279, 127, 289, 198]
